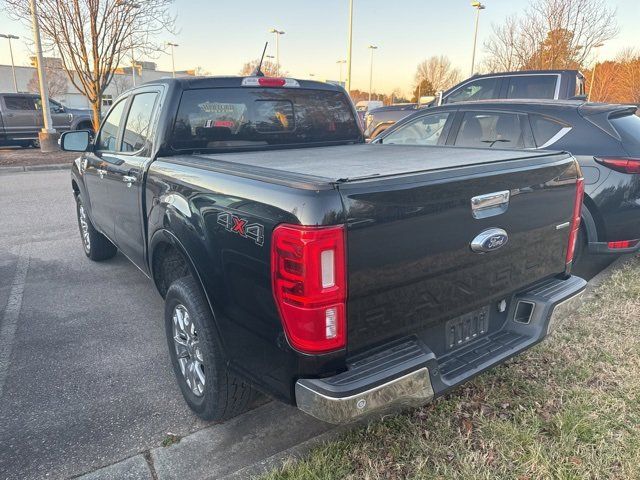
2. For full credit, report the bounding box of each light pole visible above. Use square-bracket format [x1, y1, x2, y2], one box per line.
[470, 2, 485, 76]
[30, 0, 57, 152]
[336, 59, 346, 85]
[346, 0, 354, 95]
[588, 43, 605, 101]
[269, 28, 285, 76]
[166, 42, 179, 78]
[131, 47, 136, 86]
[0, 34, 19, 93]
[368, 45, 378, 102]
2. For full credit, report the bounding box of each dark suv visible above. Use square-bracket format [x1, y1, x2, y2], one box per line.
[374, 99, 640, 261]
[364, 70, 586, 139]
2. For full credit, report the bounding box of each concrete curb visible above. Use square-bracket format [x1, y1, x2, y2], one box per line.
[0, 163, 70, 174]
[73, 255, 633, 480]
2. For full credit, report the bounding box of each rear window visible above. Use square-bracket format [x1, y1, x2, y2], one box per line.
[611, 113, 640, 155]
[506, 75, 557, 99]
[170, 88, 360, 152]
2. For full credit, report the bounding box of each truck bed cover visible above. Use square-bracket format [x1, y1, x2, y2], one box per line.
[188, 144, 567, 184]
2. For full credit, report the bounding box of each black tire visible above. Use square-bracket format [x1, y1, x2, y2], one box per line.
[165, 276, 255, 421]
[75, 195, 117, 261]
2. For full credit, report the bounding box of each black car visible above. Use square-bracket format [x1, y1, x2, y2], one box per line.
[374, 99, 640, 261]
[364, 70, 586, 139]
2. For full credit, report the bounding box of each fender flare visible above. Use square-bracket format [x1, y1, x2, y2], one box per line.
[148, 228, 229, 355]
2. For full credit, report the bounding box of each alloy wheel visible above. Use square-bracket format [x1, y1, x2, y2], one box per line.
[172, 304, 205, 397]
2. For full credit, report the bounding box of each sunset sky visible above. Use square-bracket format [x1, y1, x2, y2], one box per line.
[0, 0, 638, 96]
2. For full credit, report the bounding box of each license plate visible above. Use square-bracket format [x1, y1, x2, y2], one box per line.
[445, 305, 490, 350]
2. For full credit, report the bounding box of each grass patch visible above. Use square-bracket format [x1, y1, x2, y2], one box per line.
[161, 432, 181, 447]
[263, 256, 640, 480]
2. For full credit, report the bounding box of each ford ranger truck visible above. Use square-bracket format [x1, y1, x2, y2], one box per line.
[61, 76, 587, 424]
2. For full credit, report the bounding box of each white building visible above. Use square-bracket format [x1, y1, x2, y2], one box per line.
[0, 59, 194, 109]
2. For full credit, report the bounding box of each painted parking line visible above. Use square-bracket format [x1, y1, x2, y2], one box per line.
[0, 243, 30, 398]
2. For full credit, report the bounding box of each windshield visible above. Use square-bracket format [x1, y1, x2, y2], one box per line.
[170, 88, 360, 152]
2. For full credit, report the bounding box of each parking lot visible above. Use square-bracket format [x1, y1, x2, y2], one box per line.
[0, 163, 619, 479]
[0, 168, 344, 479]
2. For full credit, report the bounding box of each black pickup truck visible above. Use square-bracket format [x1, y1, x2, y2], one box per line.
[61, 76, 586, 424]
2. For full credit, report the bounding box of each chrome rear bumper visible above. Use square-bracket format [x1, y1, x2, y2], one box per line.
[295, 367, 434, 425]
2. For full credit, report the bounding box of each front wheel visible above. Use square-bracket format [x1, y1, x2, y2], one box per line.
[165, 276, 256, 421]
[75, 195, 117, 261]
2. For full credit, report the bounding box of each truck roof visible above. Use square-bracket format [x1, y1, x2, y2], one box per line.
[187, 144, 569, 185]
[143, 76, 345, 92]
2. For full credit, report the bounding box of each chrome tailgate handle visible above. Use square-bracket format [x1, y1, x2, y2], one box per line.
[471, 190, 510, 219]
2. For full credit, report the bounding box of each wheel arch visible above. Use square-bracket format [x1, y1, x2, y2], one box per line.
[581, 197, 601, 244]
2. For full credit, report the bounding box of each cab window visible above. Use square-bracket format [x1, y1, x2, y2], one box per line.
[121, 92, 159, 153]
[4, 96, 36, 111]
[382, 112, 451, 146]
[444, 78, 500, 104]
[96, 100, 127, 152]
[506, 75, 558, 99]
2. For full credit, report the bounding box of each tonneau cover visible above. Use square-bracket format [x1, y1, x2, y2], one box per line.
[193, 144, 565, 183]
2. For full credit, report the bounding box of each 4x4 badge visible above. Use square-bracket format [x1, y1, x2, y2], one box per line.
[217, 212, 264, 246]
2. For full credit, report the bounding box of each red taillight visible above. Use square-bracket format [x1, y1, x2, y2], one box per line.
[608, 239, 640, 249]
[258, 77, 286, 87]
[566, 177, 585, 264]
[595, 157, 640, 174]
[271, 224, 347, 353]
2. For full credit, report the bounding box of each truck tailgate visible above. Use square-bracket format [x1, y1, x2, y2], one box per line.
[340, 150, 579, 354]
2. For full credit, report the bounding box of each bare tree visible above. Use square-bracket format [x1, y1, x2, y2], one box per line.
[3, 0, 175, 128]
[194, 66, 211, 76]
[27, 58, 68, 99]
[586, 48, 640, 104]
[111, 74, 133, 96]
[484, 0, 618, 72]
[239, 59, 286, 77]
[414, 56, 461, 93]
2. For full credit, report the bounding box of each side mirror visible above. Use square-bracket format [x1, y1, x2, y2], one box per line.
[60, 130, 91, 152]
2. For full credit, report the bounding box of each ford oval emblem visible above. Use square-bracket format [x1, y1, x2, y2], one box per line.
[470, 228, 509, 253]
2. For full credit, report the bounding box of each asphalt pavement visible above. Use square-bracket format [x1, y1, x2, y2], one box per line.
[0, 168, 616, 479]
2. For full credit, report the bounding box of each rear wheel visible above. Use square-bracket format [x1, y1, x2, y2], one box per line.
[572, 225, 587, 267]
[75, 195, 117, 261]
[165, 276, 255, 421]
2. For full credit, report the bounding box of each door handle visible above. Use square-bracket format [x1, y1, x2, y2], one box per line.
[122, 175, 137, 187]
[96, 168, 107, 179]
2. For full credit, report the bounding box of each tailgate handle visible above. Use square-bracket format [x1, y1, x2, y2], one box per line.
[471, 190, 510, 219]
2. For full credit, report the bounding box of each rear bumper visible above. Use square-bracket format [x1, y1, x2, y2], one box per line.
[295, 275, 586, 424]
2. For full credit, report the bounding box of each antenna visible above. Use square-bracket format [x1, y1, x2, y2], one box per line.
[251, 42, 269, 77]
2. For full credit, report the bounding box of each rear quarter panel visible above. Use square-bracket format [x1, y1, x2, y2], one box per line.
[145, 159, 347, 402]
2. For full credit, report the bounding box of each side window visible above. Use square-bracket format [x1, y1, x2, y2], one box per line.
[383, 112, 451, 146]
[455, 111, 525, 148]
[444, 78, 500, 104]
[121, 92, 159, 153]
[506, 75, 557, 99]
[96, 99, 127, 152]
[4, 96, 36, 111]
[530, 115, 567, 147]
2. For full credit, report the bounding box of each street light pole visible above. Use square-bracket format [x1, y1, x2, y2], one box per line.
[166, 42, 179, 78]
[346, 0, 354, 95]
[588, 43, 604, 101]
[29, 0, 57, 151]
[131, 47, 136, 86]
[470, 2, 485, 76]
[269, 28, 285, 76]
[368, 45, 377, 102]
[337, 60, 346, 85]
[0, 34, 19, 93]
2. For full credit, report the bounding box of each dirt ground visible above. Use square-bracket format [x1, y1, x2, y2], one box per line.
[0, 146, 78, 167]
